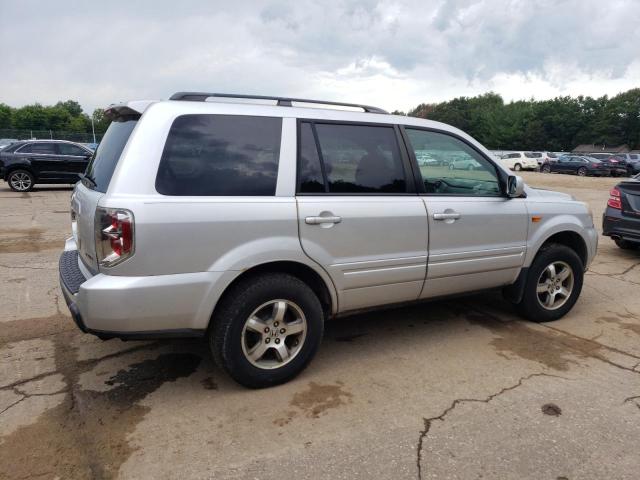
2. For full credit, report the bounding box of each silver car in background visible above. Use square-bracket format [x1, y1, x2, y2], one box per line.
[60, 93, 598, 388]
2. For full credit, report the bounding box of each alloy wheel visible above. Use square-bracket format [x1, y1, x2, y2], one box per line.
[241, 299, 307, 369]
[536, 261, 574, 310]
[9, 172, 32, 191]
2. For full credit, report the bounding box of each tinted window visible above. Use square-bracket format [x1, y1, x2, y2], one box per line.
[20, 143, 56, 154]
[58, 143, 87, 156]
[405, 129, 500, 196]
[310, 123, 406, 193]
[85, 116, 138, 193]
[298, 122, 325, 193]
[156, 115, 281, 196]
[525, 152, 542, 158]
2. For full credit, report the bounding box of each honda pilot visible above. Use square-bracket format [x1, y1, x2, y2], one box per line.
[59, 93, 598, 388]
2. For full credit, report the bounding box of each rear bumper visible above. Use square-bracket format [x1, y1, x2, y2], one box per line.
[603, 208, 640, 244]
[59, 239, 233, 339]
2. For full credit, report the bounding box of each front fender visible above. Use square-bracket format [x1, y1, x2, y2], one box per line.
[525, 213, 595, 267]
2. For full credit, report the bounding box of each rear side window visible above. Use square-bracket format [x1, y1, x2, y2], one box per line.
[84, 116, 138, 192]
[298, 122, 407, 194]
[20, 143, 57, 154]
[156, 115, 282, 196]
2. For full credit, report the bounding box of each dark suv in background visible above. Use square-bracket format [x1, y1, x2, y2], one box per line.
[0, 140, 93, 191]
[603, 174, 640, 250]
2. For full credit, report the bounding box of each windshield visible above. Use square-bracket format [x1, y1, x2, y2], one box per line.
[84, 116, 139, 192]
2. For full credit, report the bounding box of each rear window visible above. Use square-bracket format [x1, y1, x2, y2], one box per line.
[156, 114, 282, 196]
[84, 116, 138, 192]
[525, 152, 542, 158]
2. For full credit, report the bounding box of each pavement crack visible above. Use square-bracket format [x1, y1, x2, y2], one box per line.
[0, 395, 26, 416]
[539, 323, 640, 370]
[415, 372, 565, 480]
[623, 395, 640, 410]
[0, 263, 56, 271]
[619, 261, 640, 276]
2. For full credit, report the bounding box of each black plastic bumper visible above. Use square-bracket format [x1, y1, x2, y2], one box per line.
[602, 208, 640, 244]
[59, 250, 89, 332]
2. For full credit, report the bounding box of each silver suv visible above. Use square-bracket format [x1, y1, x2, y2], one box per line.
[59, 92, 598, 388]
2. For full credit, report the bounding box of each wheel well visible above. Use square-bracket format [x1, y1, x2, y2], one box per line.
[4, 165, 35, 179]
[540, 231, 587, 267]
[212, 261, 334, 323]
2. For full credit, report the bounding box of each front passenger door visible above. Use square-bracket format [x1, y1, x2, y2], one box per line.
[57, 143, 92, 180]
[403, 128, 529, 299]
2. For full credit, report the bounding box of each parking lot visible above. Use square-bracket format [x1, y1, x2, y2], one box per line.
[1, 172, 639, 479]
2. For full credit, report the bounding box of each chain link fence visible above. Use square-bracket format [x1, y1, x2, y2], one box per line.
[0, 129, 103, 144]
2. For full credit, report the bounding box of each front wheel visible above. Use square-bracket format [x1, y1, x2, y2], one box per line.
[513, 244, 584, 322]
[514, 163, 522, 171]
[577, 167, 587, 176]
[8, 169, 35, 192]
[210, 273, 324, 388]
[542, 164, 551, 173]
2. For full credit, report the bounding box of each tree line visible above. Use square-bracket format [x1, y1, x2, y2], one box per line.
[398, 88, 640, 151]
[0, 100, 110, 136]
[2, 88, 639, 151]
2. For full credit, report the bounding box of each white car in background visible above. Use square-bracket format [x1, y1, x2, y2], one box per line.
[499, 152, 540, 171]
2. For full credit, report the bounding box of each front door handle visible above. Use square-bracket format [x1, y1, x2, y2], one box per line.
[305, 215, 342, 225]
[433, 212, 461, 221]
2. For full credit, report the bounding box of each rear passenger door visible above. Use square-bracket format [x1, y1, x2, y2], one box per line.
[402, 127, 528, 299]
[296, 121, 428, 313]
[18, 142, 63, 179]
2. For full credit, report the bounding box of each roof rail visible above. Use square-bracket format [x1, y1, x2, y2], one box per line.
[169, 92, 388, 114]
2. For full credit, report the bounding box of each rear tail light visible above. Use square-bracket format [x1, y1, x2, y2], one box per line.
[607, 188, 622, 210]
[95, 207, 135, 266]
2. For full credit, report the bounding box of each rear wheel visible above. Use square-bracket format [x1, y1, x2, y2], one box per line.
[513, 244, 583, 322]
[514, 163, 522, 171]
[210, 273, 324, 388]
[614, 238, 639, 250]
[577, 167, 587, 176]
[8, 169, 35, 192]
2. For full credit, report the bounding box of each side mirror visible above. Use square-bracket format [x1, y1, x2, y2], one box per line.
[507, 175, 525, 198]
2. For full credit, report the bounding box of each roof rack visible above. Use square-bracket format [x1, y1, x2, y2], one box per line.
[169, 92, 388, 114]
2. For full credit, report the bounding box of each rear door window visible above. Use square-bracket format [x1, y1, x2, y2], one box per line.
[298, 122, 407, 194]
[84, 116, 139, 192]
[156, 115, 282, 196]
[20, 143, 57, 154]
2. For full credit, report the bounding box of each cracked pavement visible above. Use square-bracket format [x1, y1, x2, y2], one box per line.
[1, 173, 639, 479]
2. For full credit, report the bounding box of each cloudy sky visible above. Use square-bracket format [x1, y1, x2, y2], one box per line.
[1, 0, 639, 113]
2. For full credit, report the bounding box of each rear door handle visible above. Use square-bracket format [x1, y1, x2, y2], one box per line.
[305, 216, 342, 225]
[433, 212, 461, 221]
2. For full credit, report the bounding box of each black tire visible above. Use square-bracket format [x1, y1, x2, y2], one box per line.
[7, 169, 35, 192]
[542, 164, 551, 173]
[615, 238, 639, 250]
[577, 167, 587, 177]
[514, 163, 522, 171]
[210, 273, 324, 388]
[513, 244, 584, 322]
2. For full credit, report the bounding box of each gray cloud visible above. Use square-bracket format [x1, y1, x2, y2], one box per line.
[0, 0, 638, 113]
